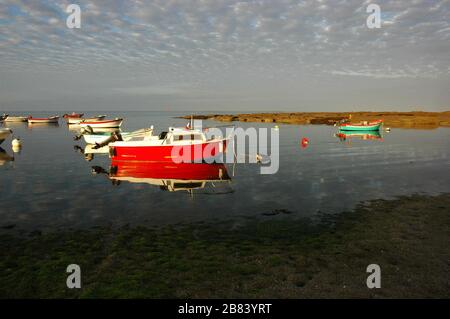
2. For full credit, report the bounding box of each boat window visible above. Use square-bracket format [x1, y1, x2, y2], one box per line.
[191, 134, 203, 140]
[172, 134, 203, 141]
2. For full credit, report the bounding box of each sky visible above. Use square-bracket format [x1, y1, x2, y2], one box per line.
[0, 0, 449, 112]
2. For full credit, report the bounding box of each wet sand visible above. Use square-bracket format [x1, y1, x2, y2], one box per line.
[182, 111, 450, 129]
[1, 193, 449, 298]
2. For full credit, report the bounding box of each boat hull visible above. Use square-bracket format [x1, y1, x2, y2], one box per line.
[68, 115, 106, 124]
[63, 113, 84, 119]
[28, 117, 59, 124]
[339, 122, 382, 131]
[79, 119, 123, 128]
[110, 139, 227, 163]
[83, 133, 112, 144]
[4, 116, 28, 122]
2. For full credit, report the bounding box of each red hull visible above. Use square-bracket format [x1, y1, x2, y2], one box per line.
[110, 161, 230, 181]
[63, 113, 84, 118]
[111, 139, 227, 163]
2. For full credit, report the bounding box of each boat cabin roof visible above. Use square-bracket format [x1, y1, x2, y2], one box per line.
[168, 127, 203, 135]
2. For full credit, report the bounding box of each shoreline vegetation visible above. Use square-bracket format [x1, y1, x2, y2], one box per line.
[181, 111, 450, 129]
[1, 193, 449, 298]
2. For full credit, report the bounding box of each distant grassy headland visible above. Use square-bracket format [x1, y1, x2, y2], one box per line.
[1, 193, 449, 298]
[181, 111, 450, 129]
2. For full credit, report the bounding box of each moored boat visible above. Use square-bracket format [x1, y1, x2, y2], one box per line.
[109, 126, 228, 163]
[28, 116, 60, 124]
[63, 112, 84, 119]
[67, 115, 106, 124]
[4, 116, 28, 122]
[82, 127, 154, 145]
[339, 120, 383, 131]
[79, 118, 123, 128]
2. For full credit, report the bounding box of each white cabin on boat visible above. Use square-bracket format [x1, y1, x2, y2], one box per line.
[113, 127, 216, 147]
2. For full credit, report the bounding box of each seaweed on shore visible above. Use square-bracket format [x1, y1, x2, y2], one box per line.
[1, 193, 449, 298]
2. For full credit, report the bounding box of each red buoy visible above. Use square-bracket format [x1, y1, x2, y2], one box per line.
[301, 137, 309, 148]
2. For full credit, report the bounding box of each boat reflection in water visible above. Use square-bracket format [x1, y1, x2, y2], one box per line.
[0, 147, 14, 166]
[74, 144, 109, 162]
[92, 162, 232, 194]
[27, 122, 60, 129]
[335, 130, 383, 143]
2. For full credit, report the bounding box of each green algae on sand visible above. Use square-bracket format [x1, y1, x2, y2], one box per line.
[1, 193, 449, 298]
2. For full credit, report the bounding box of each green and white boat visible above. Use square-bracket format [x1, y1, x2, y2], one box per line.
[338, 120, 383, 131]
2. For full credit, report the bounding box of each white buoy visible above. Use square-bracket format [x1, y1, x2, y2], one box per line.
[12, 138, 22, 153]
[12, 138, 21, 147]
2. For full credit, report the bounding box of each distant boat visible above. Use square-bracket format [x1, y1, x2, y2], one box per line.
[79, 118, 123, 129]
[4, 116, 28, 122]
[28, 116, 60, 124]
[67, 115, 106, 124]
[339, 120, 383, 131]
[63, 113, 84, 122]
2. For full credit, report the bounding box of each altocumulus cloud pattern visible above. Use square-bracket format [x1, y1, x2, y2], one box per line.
[1, 0, 449, 110]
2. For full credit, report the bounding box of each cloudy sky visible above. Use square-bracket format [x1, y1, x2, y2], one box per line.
[1, 0, 449, 112]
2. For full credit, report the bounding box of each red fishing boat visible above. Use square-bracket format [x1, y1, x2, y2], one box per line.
[28, 115, 59, 124]
[109, 127, 228, 163]
[63, 112, 84, 119]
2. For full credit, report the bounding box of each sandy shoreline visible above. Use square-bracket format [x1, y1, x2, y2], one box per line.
[181, 111, 450, 129]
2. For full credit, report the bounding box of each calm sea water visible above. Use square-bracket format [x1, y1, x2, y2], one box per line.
[1, 111, 449, 232]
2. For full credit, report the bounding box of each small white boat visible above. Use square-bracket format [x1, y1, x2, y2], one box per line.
[82, 127, 154, 145]
[67, 115, 106, 124]
[28, 116, 59, 124]
[4, 116, 28, 122]
[79, 118, 123, 129]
